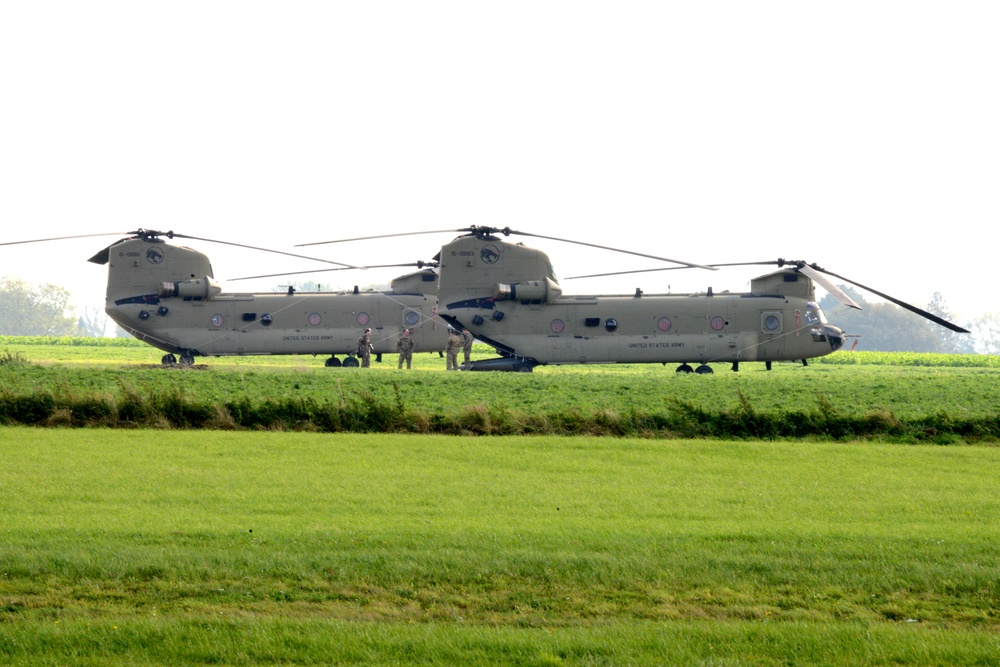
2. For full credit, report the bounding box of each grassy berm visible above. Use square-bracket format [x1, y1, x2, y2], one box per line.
[1, 342, 999, 441]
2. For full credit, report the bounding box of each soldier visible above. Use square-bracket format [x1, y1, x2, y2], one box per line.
[445, 328, 462, 371]
[461, 328, 474, 369]
[357, 328, 373, 368]
[396, 328, 414, 369]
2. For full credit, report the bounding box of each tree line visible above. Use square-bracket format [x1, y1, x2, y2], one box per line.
[818, 288, 991, 354]
[0, 278, 107, 337]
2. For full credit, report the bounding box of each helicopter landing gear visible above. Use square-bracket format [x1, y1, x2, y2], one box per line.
[695, 364, 714, 374]
[325, 356, 342, 367]
[179, 351, 195, 366]
[676, 363, 694, 373]
[765, 361, 772, 371]
[342, 356, 360, 368]
[731, 361, 739, 372]
[161, 353, 177, 366]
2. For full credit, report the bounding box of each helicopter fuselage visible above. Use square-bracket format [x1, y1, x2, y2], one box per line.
[441, 291, 844, 367]
[93, 235, 446, 360]
[109, 290, 442, 357]
[436, 234, 846, 369]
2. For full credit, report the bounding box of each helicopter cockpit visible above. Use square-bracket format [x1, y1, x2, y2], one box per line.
[803, 301, 827, 326]
[805, 301, 846, 351]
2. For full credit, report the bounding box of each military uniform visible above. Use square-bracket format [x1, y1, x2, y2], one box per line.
[461, 329, 474, 369]
[357, 329, 372, 368]
[396, 330, 414, 369]
[446, 330, 463, 370]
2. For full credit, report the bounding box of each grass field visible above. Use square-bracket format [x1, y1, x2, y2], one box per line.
[2, 428, 1000, 665]
[3, 338, 1000, 440]
[1, 338, 999, 664]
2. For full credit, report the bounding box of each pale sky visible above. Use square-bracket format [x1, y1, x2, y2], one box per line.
[2, 2, 998, 330]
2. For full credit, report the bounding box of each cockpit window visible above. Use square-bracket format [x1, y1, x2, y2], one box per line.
[805, 302, 828, 325]
[544, 257, 559, 284]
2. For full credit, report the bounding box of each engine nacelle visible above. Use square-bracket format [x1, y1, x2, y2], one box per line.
[493, 278, 562, 304]
[160, 277, 222, 300]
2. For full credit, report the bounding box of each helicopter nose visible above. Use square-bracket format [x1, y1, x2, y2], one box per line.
[825, 324, 846, 352]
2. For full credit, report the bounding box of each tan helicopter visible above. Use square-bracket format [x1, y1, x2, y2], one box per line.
[301, 226, 970, 373]
[2, 229, 447, 366]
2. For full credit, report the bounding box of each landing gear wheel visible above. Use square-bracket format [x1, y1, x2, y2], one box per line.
[161, 353, 177, 366]
[515, 363, 533, 373]
[695, 364, 714, 374]
[325, 356, 342, 367]
[676, 364, 694, 373]
[342, 356, 360, 368]
[179, 352, 195, 366]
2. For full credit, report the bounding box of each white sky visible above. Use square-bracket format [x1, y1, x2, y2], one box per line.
[2, 2, 997, 329]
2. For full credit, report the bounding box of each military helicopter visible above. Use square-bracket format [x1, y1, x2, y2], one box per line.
[300, 226, 970, 373]
[1, 229, 447, 366]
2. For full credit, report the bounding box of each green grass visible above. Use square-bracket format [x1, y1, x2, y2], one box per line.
[2, 339, 999, 662]
[4, 335, 999, 423]
[3, 349, 999, 439]
[2, 428, 1000, 664]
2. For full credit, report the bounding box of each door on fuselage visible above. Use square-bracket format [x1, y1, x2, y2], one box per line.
[757, 309, 786, 361]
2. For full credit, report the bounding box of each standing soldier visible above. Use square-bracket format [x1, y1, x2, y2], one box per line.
[461, 328, 474, 370]
[396, 328, 414, 369]
[445, 328, 462, 371]
[357, 328, 373, 368]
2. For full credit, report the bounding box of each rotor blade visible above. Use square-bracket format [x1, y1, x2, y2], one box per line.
[565, 266, 694, 280]
[807, 266, 971, 333]
[505, 229, 717, 271]
[296, 229, 462, 247]
[564, 259, 788, 280]
[230, 268, 358, 281]
[298, 226, 717, 271]
[229, 262, 437, 282]
[795, 264, 862, 310]
[0, 232, 130, 246]
[167, 233, 364, 269]
[3, 229, 371, 272]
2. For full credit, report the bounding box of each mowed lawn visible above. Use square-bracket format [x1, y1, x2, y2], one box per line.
[2, 427, 999, 665]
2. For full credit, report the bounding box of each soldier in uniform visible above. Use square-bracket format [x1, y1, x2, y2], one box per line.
[461, 328, 474, 369]
[357, 328, 373, 368]
[445, 328, 462, 371]
[396, 328, 414, 369]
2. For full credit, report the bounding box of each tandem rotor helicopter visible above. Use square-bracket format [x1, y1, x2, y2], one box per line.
[1, 229, 448, 366]
[300, 226, 970, 373]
